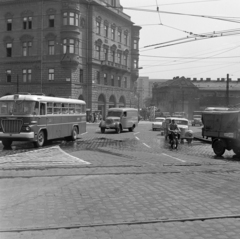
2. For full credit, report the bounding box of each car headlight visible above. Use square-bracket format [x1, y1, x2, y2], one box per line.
[21, 126, 31, 132]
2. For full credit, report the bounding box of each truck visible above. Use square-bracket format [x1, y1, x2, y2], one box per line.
[202, 110, 240, 156]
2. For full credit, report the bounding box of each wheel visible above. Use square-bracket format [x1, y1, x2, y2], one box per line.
[101, 127, 105, 133]
[213, 140, 225, 156]
[233, 147, 240, 156]
[71, 126, 78, 141]
[129, 125, 135, 132]
[34, 130, 45, 148]
[2, 139, 12, 148]
[116, 126, 121, 134]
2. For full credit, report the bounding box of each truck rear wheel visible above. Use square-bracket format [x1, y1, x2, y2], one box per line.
[213, 139, 225, 156]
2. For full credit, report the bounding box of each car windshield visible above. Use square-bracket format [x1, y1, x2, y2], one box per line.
[175, 120, 188, 125]
[0, 101, 37, 116]
[107, 111, 122, 117]
[155, 119, 164, 122]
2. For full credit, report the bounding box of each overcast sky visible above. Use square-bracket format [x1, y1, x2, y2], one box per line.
[120, 0, 240, 80]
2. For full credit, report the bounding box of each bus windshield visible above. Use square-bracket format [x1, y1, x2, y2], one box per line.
[0, 101, 37, 115]
[107, 111, 122, 117]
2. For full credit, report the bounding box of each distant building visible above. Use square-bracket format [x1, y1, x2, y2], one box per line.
[0, 0, 141, 117]
[152, 77, 240, 119]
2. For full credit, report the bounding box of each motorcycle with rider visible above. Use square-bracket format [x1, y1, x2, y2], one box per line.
[168, 119, 180, 149]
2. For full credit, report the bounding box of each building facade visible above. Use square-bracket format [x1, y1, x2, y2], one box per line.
[0, 0, 141, 116]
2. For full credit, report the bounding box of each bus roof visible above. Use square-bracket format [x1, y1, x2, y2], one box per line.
[0, 94, 86, 105]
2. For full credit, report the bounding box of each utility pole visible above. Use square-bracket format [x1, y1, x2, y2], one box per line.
[226, 74, 229, 107]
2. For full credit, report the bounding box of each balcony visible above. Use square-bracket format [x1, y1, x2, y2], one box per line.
[101, 60, 130, 73]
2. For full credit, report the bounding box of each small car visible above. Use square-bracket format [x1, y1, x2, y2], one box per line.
[152, 117, 165, 131]
[192, 115, 202, 126]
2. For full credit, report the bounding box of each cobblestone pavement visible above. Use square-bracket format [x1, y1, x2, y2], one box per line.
[1, 122, 240, 238]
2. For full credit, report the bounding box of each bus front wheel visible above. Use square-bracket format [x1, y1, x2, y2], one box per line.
[34, 130, 45, 148]
[2, 139, 12, 148]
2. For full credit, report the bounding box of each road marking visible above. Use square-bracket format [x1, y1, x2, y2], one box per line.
[143, 143, 151, 148]
[134, 132, 140, 135]
[135, 137, 140, 140]
[162, 153, 186, 162]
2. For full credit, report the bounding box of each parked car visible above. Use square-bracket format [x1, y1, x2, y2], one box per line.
[192, 115, 202, 126]
[152, 117, 165, 131]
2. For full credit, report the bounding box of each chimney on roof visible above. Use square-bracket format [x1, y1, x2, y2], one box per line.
[206, 78, 211, 82]
[229, 78, 232, 82]
[217, 78, 220, 81]
[238, 78, 240, 82]
[200, 78, 203, 81]
[192, 78, 197, 82]
[221, 78, 225, 82]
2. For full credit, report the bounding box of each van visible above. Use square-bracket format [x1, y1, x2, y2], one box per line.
[99, 108, 138, 133]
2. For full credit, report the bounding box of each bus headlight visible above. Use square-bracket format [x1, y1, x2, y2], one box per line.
[21, 126, 31, 132]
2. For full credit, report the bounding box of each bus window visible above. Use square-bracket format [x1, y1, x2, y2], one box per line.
[69, 104, 75, 114]
[54, 103, 61, 114]
[62, 103, 69, 114]
[75, 104, 81, 114]
[47, 102, 53, 114]
[40, 103, 46, 115]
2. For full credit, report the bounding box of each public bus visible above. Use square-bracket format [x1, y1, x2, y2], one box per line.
[0, 94, 86, 148]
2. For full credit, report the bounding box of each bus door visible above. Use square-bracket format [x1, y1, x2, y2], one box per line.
[37, 102, 48, 136]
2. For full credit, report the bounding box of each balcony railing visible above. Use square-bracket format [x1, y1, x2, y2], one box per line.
[101, 60, 130, 72]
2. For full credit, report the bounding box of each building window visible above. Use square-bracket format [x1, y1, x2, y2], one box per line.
[133, 59, 138, 69]
[118, 30, 122, 42]
[124, 33, 128, 45]
[133, 39, 138, 49]
[63, 12, 79, 26]
[80, 69, 83, 83]
[117, 52, 122, 64]
[96, 21, 101, 34]
[111, 50, 115, 63]
[6, 70, 11, 82]
[6, 43, 12, 57]
[104, 48, 108, 61]
[95, 45, 101, 60]
[111, 75, 114, 86]
[118, 76, 121, 87]
[48, 69, 54, 81]
[48, 40, 55, 55]
[104, 25, 108, 37]
[123, 54, 127, 66]
[63, 38, 79, 54]
[23, 17, 32, 29]
[22, 41, 32, 56]
[111, 28, 115, 40]
[7, 18, 12, 31]
[104, 73, 107, 85]
[124, 77, 127, 88]
[23, 69, 32, 83]
[49, 15, 55, 27]
[96, 71, 100, 84]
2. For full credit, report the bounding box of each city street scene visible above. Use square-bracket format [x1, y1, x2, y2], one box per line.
[1, 0, 240, 238]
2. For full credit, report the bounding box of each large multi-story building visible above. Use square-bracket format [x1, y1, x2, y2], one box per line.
[0, 0, 141, 116]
